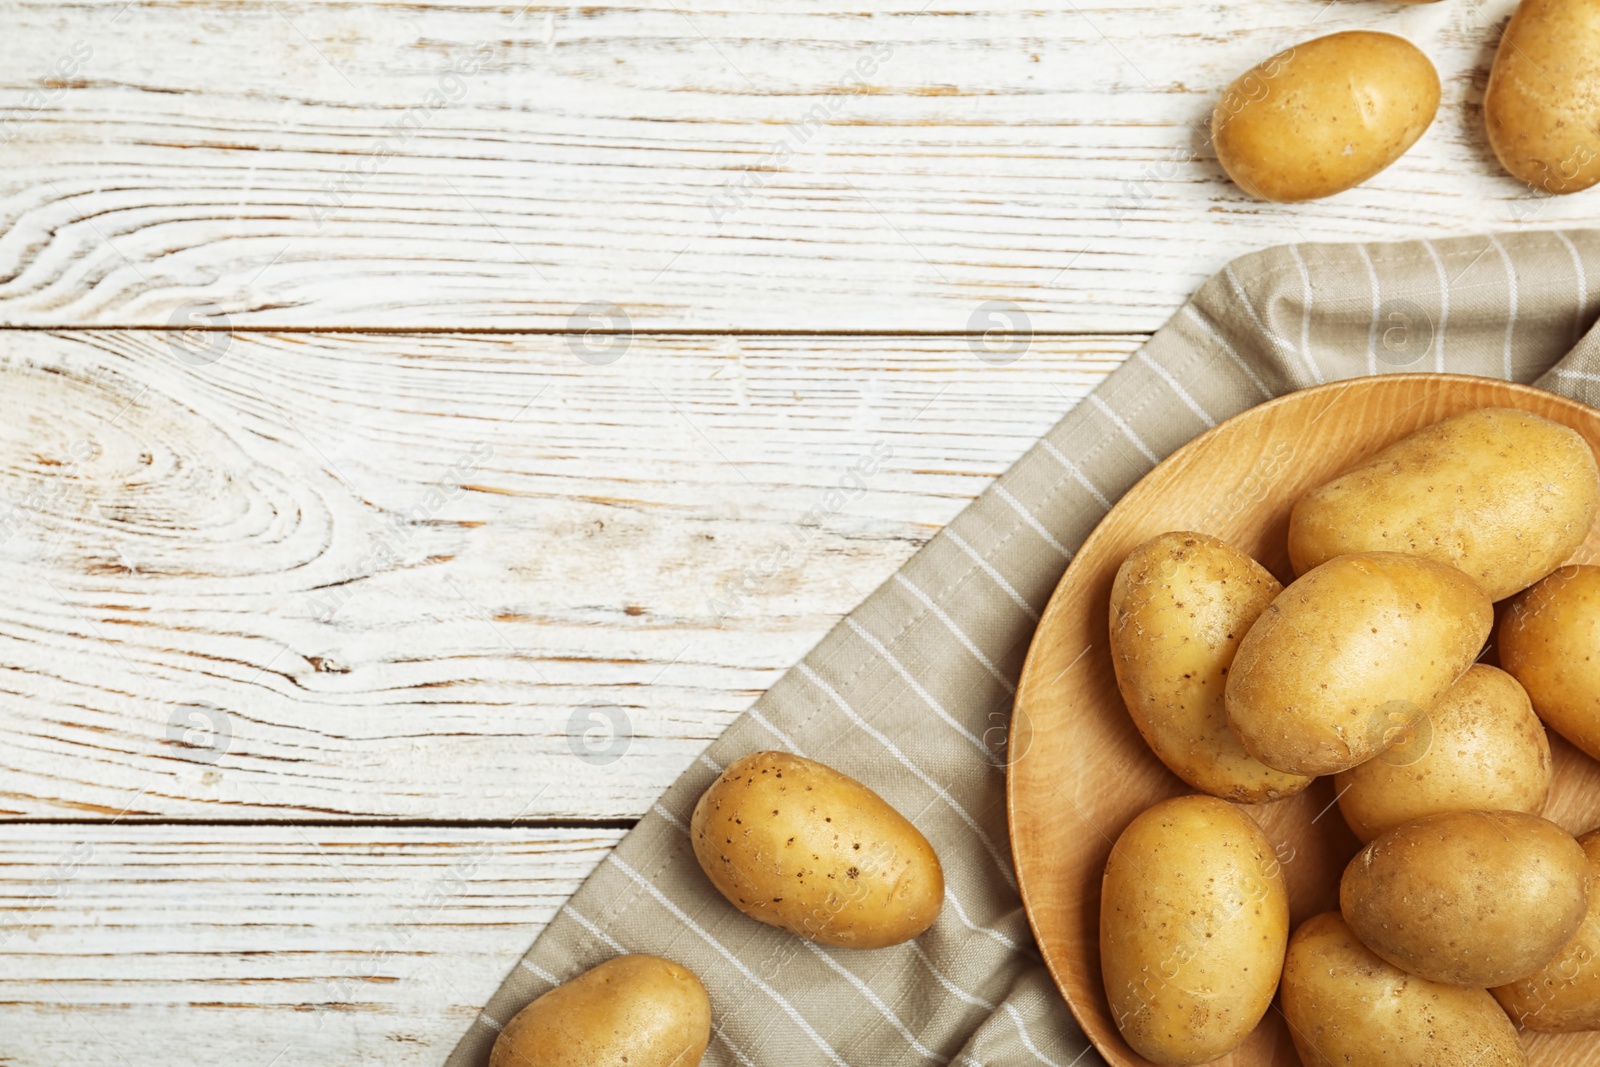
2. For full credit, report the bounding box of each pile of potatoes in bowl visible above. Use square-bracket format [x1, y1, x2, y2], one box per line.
[1103, 407, 1600, 1066]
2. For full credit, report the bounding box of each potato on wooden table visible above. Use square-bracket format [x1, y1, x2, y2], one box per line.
[1281, 912, 1526, 1067]
[1494, 828, 1600, 1032]
[1100, 795, 1289, 1066]
[1334, 664, 1552, 843]
[1486, 0, 1600, 196]
[690, 750, 943, 949]
[1288, 407, 1600, 602]
[490, 955, 712, 1067]
[1501, 564, 1600, 761]
[1340, 809, 1589, 987]
[1224, 552, 1492, 776]
[1109, 531, 1313, 803]
[1211, 31, 1440, 202]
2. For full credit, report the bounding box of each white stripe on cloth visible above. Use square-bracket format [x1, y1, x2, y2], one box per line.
[1136, 349, 1217, 428]
[566, 906, 628, 954]
[992, 485, 1073, 559]
[1088, 394, 1160, 465]
[1224, 264, 1302, 380]
[1490, 233, 1519, 379]
[1422, 239, 1450, 372]
[517, 957, 559, 985]
[1556, 368, 1600, 382]
[1555, 230, 1590, 342]
[1180, 304, 1271, 399]
[911, 942, 998, 1010]
[1287, 245, 1326, 384]
[1037, 439, 1112, 512]
[942, 887, 1029, 955]
[942, 529, 1041, 622]
[843, 617, 996, 759]
[606, 853, 854, 1067]
[893, 572, 1019, 694]
[1356, 243, 1381, 377]
[747, 706, 804, 754]
[797, 940, 953, 1063]
[652, 802, 688, 833]
[795, 662, 1020, 892]
[1003, 1003, 1085, 1067]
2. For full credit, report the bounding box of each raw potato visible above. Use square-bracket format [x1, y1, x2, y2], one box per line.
[1109, 531, 1313, 803]
[1340, 809, 1590, 987]
[1281, 912, 1526, 1067]
[1485, 0, 1600, 196]
[1288, 407, 1600, 601]
[489, 955, 711, 1067]
[1101, 795, 1288, 1066]
[1224, 552, 1492, 776]
[690, 751, 943, 949]
[1501, 565, 1600, 761]
[1494, 828, 1600, 1032]
[1211, 31, 1440, 203]
[1334, 664, 1552, 843]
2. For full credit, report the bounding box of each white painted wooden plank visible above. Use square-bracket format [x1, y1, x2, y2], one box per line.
[0, 824, 625, 1066]
[0, 0, 1576, 332]
[0, 329, 1131, 820]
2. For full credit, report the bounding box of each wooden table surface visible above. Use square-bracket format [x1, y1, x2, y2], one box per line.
[0, 0, 1586, 1062]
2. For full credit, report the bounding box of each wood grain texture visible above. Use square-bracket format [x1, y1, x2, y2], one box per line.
[0, 0, 1588, 331]
[0, 824, 625, 1065]
[0, 328, 1129, 821]
[1010, 376, 1600, 1067]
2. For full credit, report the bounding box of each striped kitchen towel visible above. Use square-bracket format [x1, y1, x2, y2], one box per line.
[449, 231, 1600, 1066]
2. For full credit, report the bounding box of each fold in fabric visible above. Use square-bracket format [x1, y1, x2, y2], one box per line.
[449, 231, 1600, 1067]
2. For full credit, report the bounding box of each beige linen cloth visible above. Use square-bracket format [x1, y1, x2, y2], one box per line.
[449, 230, 1600, 1067]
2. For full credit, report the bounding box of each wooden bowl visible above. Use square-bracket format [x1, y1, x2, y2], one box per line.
[1008, 374, 1600, 1067]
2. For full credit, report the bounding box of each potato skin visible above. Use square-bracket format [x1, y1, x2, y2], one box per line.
[1340, 810, 1589, 987]
[1224, 552, 1492, 776]
[1288, 408, 1600, 602]
[1211, 32, 1440, 203]
[1109, 532, 1313, 803]
[1494, 829, 1600, 1031]
[1501, 565, 1600, 761]
[1334, 665, 1552, 843]
[689, 751, 943, 949]
[1485, 0, 1600, 196]
[489, 955, 711, 1067]
[1281, 912, 1525, 1067]
[1101, 795, 1289, 1066]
